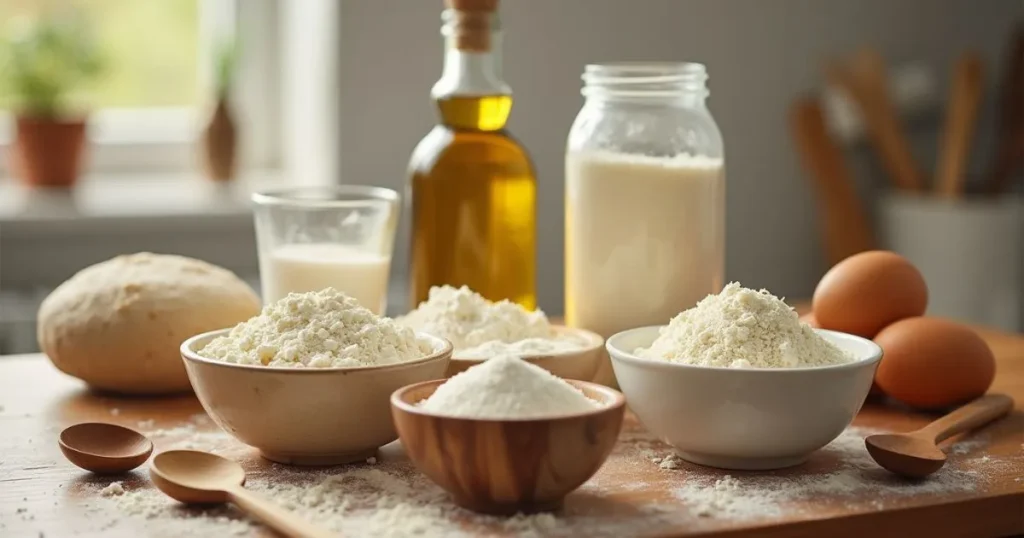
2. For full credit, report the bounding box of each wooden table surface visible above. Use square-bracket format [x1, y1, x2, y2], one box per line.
[1, 326, 1022, 537]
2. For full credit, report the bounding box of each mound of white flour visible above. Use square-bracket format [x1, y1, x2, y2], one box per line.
[636, 282, 851, 368]
[399, 286, 583, 357]
[421, 355, 599, 419]
[200, 288, 434, 368]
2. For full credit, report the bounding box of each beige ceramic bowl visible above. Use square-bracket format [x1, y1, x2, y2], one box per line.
[391, 378, 625, 515]
[445, 326, 604, 381]
[180, 329, 452, 465]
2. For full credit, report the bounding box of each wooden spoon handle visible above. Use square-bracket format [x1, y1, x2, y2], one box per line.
[790, 97, 875, 264]
[936, 52, 985, 198]
[917, 393, 1015, 444]
[228, 487, 335, 538]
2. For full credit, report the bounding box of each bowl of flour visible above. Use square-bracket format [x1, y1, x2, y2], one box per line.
[398, 285, 604, 381]
[605, 282, 882, 471]
[390, 355, 626, 515]
[179, 288, 452, 466]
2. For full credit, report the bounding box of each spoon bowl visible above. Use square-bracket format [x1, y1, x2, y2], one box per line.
[865, 434, 946, 478]
[150, 450, 245, 504]
[864, 393, 1014, 478]
[59, 422, 153, 474]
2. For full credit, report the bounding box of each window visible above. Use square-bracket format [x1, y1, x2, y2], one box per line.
[0, 0, 279, 175]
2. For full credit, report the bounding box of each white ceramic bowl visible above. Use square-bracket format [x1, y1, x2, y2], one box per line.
[180, 329, 452, 466]
[606, 327, 882, 470]
[445, 326, 605, 381]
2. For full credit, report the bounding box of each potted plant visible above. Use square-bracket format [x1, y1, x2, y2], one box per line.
[201, 38, 240, 182]
[1, 16, 103, 187]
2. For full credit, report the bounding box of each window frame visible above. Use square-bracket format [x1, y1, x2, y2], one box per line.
[0, 0, 281, 176]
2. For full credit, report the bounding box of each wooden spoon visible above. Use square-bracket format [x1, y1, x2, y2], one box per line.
[150, 450, 335, 538]
[826, 48, 926, 192]
[790, 96, 875, 265]
[865, 393, 1014, 478]
[935, 51, 985, 198]
[59, 422, 153, 474]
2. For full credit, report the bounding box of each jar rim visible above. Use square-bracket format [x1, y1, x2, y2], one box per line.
[581, 62, 709, 99]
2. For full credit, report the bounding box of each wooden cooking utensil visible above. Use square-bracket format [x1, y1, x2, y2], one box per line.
[986, 25, 1024, 195]
[58, 422, 153, 474]
[827, 48, 925, 192]
[936, 51, 985, 198]
[150, 450, 335, 538]
[790, 97, 875, 265]
[865, 393, 1014, 478]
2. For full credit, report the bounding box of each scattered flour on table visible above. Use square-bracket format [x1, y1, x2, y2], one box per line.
[199, 288, 433, 368]
[664, 427, 983, 519]
[420, 354, 599, 419]
[88, 460, 677, 537]
[636, 282, 852, 368]
[399, 285, 583, 357]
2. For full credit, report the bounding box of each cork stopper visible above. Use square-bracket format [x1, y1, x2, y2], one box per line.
[445, 0, 497, 12]
[444, 0, 497, 52]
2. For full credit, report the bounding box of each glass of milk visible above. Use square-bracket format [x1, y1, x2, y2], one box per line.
[565, 63, 726, 385]
[252, 186, 400, 313]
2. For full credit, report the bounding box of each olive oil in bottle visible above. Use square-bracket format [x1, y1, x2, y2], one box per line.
[407, 0, 536, 309]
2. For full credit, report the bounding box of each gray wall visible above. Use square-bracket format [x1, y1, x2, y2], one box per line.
[338, 0, 1020, 314]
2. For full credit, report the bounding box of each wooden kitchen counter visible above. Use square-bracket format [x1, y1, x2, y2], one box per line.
[1, 326, 1022, 537]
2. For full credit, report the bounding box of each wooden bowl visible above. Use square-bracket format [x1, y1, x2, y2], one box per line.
[390, 379, 626, 515]
[446, 326, 605, 381]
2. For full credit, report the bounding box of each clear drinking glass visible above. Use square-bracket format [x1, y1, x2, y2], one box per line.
[252, 186, 400, 313]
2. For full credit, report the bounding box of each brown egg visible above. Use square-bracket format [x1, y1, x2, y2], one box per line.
[799, 312, 820, 328]
[813, 251, 928, 338]
[874, 317, 995, 410]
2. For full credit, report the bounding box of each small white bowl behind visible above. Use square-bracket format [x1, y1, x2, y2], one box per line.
[445, 326, 604, 381]
[607, 326, 882, 471]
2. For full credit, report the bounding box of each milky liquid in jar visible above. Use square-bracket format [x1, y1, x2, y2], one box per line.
[565, 63, 725, 385]
[565, 152, 724, 337]
[262, 243, 391, 314]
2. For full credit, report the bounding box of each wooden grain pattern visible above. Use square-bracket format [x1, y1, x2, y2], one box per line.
[0, 323, 1021, 537]
[790, 97, 876, 265]
[391, 379, 626, 515]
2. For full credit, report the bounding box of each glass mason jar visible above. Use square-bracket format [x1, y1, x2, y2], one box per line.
[565, 62, 725, 365]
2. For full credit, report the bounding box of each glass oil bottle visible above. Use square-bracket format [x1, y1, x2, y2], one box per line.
[407, 0, 537, 309]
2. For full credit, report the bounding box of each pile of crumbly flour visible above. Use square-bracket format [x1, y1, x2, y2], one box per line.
[200, 288, 434, 368]
[636, 282, 852, 368]
[420, 354, 599, 419]
[399, 285, 584, 358]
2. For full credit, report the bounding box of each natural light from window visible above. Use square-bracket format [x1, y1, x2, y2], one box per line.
[0, 0, 200, 111]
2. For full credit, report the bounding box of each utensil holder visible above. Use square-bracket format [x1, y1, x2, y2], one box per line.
[878, 193, 1023, 332]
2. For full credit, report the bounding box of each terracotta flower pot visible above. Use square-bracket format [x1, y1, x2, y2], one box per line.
[13, 116, 87, 187]
[201, 97, 238, 182]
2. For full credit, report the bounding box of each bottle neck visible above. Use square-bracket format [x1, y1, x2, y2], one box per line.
[431, 9, 511, 100]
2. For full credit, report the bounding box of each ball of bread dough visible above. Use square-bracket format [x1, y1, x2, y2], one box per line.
[38, 253, 261, 394]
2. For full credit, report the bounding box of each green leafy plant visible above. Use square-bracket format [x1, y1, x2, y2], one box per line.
[213, 37, 239, 98]
[0, 15, 103, 118]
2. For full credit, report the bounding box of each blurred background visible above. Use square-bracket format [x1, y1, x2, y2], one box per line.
[0, 0, 1021, 354]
